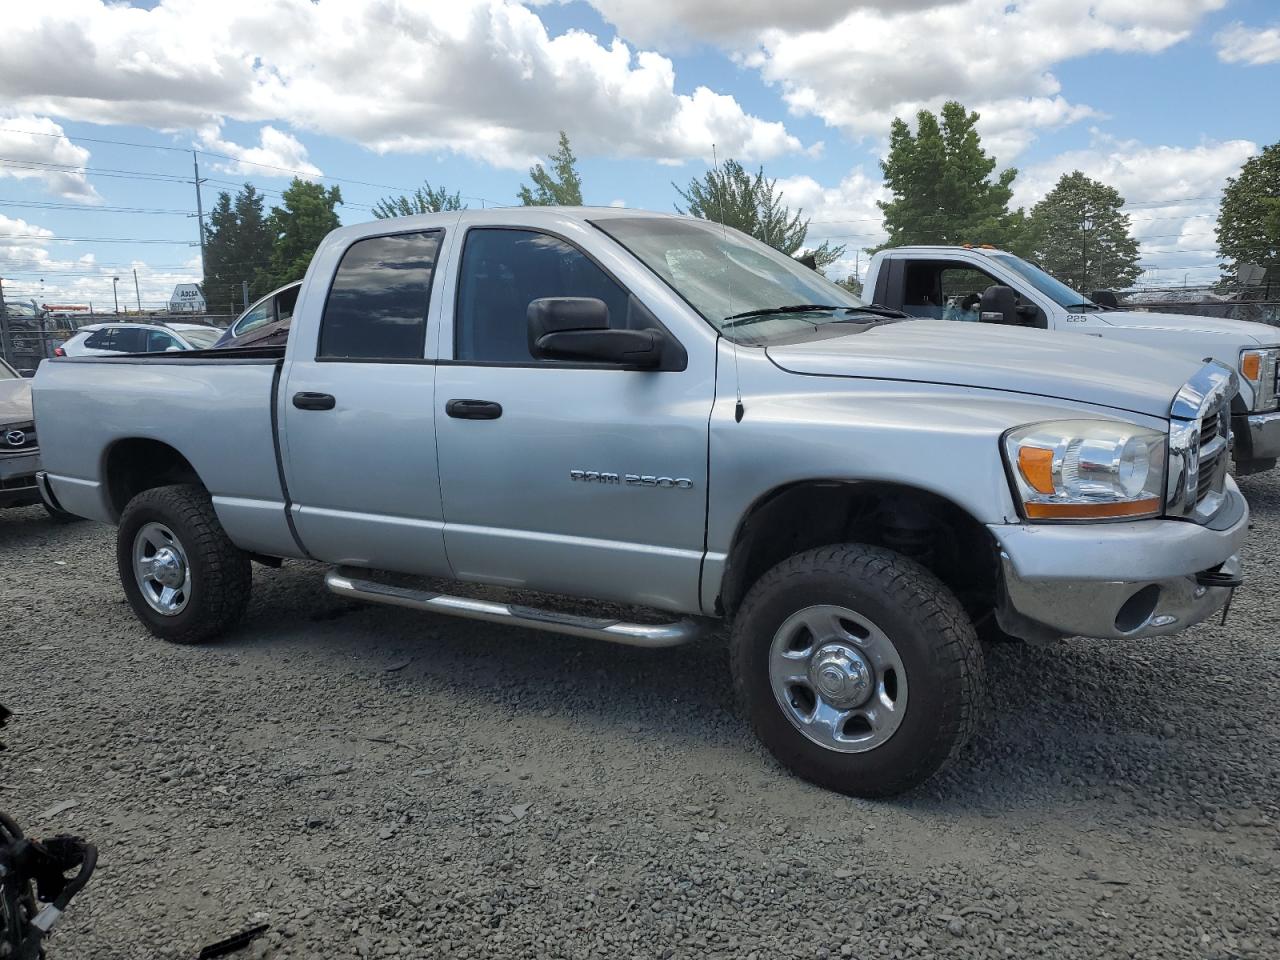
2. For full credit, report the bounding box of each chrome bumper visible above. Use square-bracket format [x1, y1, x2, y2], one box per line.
[1243, 409, 1280, 461]
[990, 480, 1249, 641]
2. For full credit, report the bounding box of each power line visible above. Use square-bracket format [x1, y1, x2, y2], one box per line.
[0, 232, 194, 244]
[0, 198, 191, 215]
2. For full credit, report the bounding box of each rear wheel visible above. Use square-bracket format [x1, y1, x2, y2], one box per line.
[116, 484, 251, 644]
[731, 543, 985, 797]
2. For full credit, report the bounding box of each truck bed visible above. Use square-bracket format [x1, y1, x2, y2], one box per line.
[33, 352, 300, 557]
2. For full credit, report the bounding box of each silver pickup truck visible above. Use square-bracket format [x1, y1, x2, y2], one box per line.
[32, 208, 1248, 797]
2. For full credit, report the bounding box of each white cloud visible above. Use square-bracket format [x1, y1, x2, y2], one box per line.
[198, 124, 322, 179]
[0, 116, 101, 201]
[1215, 22, 1280, 65]
[578, 0, 1221, 162]
[775, 167, 889, 255]
[1015, 134, 1257, 285]
[566, 0, 940, 47]
[0, 0, 803, 170]
[0, 213, 201, 310]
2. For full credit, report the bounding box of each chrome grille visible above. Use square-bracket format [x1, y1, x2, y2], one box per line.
[1168, 362, 1237, 523]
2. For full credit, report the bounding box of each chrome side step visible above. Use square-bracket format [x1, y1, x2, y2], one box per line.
[324, 566, 710, 648]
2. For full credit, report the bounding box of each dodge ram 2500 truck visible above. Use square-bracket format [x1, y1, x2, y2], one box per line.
[32, 208, 1248, 797]
[863, 245, 1280, 474]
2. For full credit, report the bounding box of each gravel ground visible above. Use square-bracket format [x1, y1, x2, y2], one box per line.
[2, 479, 1279, 960]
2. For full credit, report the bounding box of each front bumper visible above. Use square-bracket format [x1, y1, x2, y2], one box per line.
[1232, 409, 1280, 470]
[990, 479, 1249, 641]
[0, 451, 42, 508]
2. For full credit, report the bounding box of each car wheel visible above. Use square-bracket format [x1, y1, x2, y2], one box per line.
[731, 543, 985, 798]
[116, 484, 251, 644]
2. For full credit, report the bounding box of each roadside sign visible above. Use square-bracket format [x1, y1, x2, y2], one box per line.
[169, 283, 206, 313]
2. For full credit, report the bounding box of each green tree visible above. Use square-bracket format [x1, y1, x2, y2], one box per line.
[675, 159, 846, 271]
[257, 178, 343, 291]
[372, 180, 465, 219]
[878, 101, 1023, 250]
[518, 131, 583, 206]
[1216, 142, 1280, 284]
[1024, 171, 1141, 292]
[202, 183, 274, 312]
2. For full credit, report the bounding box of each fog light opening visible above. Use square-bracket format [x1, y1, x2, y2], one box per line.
[1115, 585, 1161, 634]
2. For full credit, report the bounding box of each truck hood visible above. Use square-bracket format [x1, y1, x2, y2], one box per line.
[1100, 310, 1279, 346]
[0, 377, 33, 424]
[765, 319, 1201, 419]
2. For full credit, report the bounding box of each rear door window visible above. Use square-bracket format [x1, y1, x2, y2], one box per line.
[318, 231, 442, 361]
[111, 328, 146, 353]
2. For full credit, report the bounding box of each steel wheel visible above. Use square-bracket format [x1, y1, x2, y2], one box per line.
[768, 604, 908, 754]
[132, 521, 192, 616]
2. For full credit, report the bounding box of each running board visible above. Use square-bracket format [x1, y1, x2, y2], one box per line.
[324, 567, 710, 648]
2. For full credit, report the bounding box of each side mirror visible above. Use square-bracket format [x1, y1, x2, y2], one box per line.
[527, 297, 660, 367]
[979, 285, 1020, 325]
[1090, 289, 1119, 308]
[164, 345, 182, 352]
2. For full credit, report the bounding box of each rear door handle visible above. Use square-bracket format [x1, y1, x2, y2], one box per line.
[293, 392, 336, 411]
[446, 399, 503, 420]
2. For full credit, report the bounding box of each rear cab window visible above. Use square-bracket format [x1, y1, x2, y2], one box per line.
[318, 231, 443, 361]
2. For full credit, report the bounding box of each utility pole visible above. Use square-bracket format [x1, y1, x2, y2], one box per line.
[0, 276, 13, 364]
[242, 280, 250, 312]
[193, 150, 207, 285]
[112, 277, 120, 315]
[133, 269, 142, 313]
[1081, 213, 1093, 292]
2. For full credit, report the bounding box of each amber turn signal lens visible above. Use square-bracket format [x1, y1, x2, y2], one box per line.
[1016, 446, 1055, 494]
[1024, 497, 1160, 520]
[1241, 352, 1262, 382]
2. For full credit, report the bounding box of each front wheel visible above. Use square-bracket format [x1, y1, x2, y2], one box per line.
[116, 484, 251, 644]
[731, 544, 985, 797]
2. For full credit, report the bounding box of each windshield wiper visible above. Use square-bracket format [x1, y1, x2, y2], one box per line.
[723, 304, 850, 326]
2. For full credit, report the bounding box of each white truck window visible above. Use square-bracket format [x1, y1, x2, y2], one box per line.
[318, 231, 442, 361]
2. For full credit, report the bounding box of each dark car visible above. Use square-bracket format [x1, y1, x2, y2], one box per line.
[212, 282, 300, 349]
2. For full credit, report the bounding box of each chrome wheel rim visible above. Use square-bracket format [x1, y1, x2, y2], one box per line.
[768, 604, 908, 754]
[132, 522, 191, 616]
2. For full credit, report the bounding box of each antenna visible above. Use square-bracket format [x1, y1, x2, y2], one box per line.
[711, 144, 745, 423]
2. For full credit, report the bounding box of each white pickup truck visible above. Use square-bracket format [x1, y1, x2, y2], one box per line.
[864, 246, 1280, 474]
[32, 208, 1248, 797]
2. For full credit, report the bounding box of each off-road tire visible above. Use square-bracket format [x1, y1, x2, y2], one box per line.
[731, 543, 985, 797]
[116, 484, 251, 644]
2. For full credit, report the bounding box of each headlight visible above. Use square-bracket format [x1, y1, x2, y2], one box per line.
[1239, 348, 1279, 410]
[1003, 420, 1166, 521]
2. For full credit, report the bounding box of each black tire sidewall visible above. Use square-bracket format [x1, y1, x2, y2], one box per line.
[116, 488, 233, 643]
[734, 550, 970, 796]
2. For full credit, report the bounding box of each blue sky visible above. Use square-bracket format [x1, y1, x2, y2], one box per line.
[1, 0, 1277, 309]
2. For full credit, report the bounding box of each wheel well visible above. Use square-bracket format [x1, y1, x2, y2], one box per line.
[104, 439, 202, 520]
[718, 481, 999, 619]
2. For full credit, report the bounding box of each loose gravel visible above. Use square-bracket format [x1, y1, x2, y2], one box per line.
[2, 477, 1278, 960]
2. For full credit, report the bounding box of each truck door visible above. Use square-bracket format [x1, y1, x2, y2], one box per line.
[279, 228, 452, 576]
[433, 226, 713, 613]
[897, 259, 1048, 328]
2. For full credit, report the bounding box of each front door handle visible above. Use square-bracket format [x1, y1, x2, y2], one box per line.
[446, 399, 503, 420]
[293, 392, 336, 411]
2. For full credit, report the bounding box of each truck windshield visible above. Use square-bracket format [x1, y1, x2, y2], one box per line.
[594, 217, 869, 342]
[987, 253, 1094, 309]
